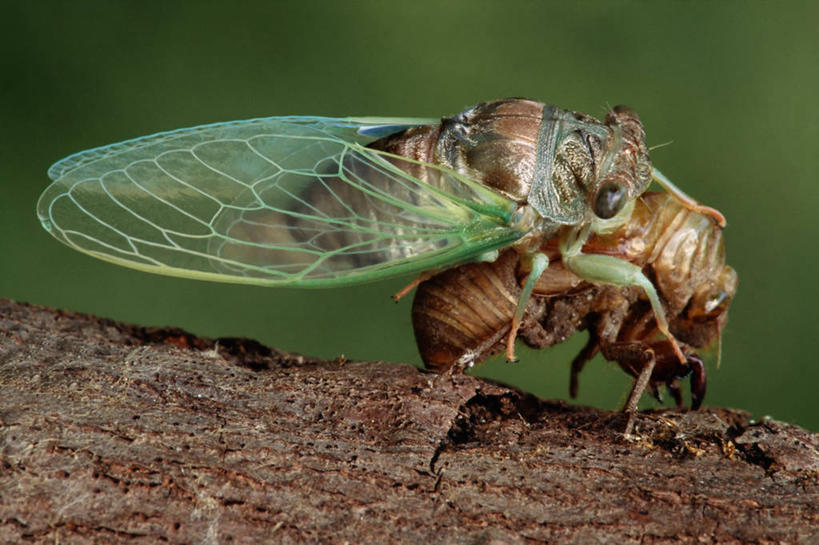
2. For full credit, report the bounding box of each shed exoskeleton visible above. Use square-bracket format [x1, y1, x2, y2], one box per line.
[412, 192, 737, 418]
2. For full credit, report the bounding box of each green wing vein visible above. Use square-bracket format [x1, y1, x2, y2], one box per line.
[38, 116, 525, 287]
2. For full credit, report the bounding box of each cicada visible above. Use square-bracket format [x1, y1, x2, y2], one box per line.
[38, 98, 721, 361]
[412, 192, 737, 416]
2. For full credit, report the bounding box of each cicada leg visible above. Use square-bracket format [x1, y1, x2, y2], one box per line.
[604, 337, 706, 415]
[652, 168, 726, 227]
[623, 352, 657, 420]
[392, 272, 435, 302]
[505, 252, 549, 362]
[687, 354, 707, 410]
[588, 338, 660, 435]
[569, 334, 600, 399]
[559, 227, 686, 364]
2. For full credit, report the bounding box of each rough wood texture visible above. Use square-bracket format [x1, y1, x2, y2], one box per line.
[0, 298, 817, 544]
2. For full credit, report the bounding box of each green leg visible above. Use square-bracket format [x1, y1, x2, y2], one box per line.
[560, 228, 685, 363]
[506, 252, 549, 362]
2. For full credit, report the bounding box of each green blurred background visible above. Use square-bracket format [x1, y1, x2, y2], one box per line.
[3, 2, 817, 430]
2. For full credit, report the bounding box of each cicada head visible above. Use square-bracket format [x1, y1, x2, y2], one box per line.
[590, 106, 653, 220]
[525, 103, 652, 227]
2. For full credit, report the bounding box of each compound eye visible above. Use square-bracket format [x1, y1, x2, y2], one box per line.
[594, 181, 627, 219]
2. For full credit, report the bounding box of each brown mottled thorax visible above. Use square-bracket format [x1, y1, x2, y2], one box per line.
[368, 99, 543, 202]
[370, 98, 652, 223]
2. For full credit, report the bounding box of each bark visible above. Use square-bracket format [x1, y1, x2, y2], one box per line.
[0, 298, 816, 545]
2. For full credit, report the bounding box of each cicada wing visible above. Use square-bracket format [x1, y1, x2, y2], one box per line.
[46, 116, 438, 181]
[38, 116, 525, 287]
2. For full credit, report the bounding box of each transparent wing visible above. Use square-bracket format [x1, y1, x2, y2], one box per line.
[38, 116, 526, 287]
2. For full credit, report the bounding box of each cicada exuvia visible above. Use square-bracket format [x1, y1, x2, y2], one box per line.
[38, 98, 722, 361]
[412, 192, 737, 419]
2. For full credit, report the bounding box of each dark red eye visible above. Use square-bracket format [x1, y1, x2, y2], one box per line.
[594, 181, 626, 219]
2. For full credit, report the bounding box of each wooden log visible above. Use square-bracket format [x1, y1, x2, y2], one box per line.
[0, 298, 816, 544]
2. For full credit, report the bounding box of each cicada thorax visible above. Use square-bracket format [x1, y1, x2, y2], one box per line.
[370, 98, 653, 228]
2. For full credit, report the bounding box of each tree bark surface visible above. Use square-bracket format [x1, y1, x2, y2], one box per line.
[0, 298, 816, 544]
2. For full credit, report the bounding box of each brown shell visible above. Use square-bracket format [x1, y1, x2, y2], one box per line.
[411, 250, 520, 369]
[411, 192, 736, 376]
[580, 192, 734, 315]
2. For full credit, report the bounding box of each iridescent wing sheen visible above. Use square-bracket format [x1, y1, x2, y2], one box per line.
[38, 116, 527, 287]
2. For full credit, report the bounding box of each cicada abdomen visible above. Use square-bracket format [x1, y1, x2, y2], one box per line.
[411, 250, 585, 368]
[411, 250, 520, 368]
[411, 192, 737, 410]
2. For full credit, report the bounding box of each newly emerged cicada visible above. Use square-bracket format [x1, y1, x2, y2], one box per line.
[38, 98, 722, 362]
[413, 192, 737, 417]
